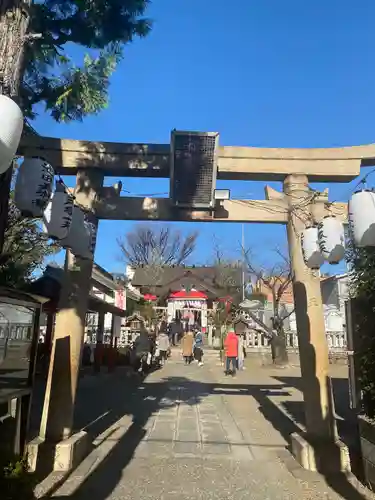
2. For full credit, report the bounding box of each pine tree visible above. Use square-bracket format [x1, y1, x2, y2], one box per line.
[0, 1, 152, 286]
[22, 0, 151, 122]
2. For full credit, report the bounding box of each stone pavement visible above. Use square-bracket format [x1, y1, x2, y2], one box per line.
[34, 352, 375, 500]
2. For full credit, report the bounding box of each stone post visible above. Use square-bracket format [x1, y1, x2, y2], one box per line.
[284, 174, 349, 473]
[30, 170, 103, 471]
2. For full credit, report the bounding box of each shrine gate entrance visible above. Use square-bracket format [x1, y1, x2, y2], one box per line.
[20, 132, 372, 473]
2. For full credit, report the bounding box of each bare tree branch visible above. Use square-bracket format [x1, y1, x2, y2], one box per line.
[211, 239, 243, 303]
[243, 246, 294, 335]
[117, 224, 199, 267]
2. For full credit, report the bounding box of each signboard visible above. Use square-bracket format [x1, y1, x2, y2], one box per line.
[173, 300, 204, 309]
[170, 130, 219, 209]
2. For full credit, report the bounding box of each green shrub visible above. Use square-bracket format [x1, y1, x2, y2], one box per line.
[347, 242, 375, 419]
[0, 454, 36, 500]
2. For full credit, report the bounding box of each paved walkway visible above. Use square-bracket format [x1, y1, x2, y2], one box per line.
[35, 353, 374, 500]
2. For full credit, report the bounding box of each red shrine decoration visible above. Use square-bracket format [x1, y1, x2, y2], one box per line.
[143, 293, 157, 301]
[218, 295, 233, 312]
[169, 290, 208, 300]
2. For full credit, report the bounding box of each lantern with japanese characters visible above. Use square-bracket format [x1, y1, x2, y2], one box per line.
[0, 95, 24, 173]
[349, 189, 375, 247]
[60, 206, 92, 259]
[42, 182, 74, 240]
[14, 157, 54, 217]
[317, 216, 345, 264]
[301, 226, 324, 269]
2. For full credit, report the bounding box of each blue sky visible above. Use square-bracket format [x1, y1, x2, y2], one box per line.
[35, 0, 375, 274]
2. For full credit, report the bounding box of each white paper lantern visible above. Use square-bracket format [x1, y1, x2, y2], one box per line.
[348, 190, 375, 247]
[301, 226, 324, 269]
[14, 157, 54, 216]
[42, 183, 74, 240]
[60, 206, 91, 259]
[0, 95, 23, 174]
[317, 216, 345, 264]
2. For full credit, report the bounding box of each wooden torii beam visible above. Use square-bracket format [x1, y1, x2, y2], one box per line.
[18, 135, 375, 181]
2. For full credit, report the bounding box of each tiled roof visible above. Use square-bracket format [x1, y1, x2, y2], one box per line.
[131, 266, 242, 288]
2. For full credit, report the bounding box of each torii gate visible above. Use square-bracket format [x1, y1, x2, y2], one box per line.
[21, 136, 372, 473]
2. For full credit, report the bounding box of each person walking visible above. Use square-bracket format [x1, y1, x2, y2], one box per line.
[224, 329, 239, 376]
[182, 330, 194, 365]
[170, 319, 183, 346]
[193, 330, 204, 366]
[237, 333, 245, 370]
[133, 327, 151, 374]
[157, 330, 170, 366]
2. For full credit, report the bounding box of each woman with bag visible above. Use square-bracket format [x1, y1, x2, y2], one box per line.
[182, 330, 194, 365]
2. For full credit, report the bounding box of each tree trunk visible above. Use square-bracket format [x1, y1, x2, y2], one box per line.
[270, 331, 289, 366]
[0, 0, 31, 97]
[0, 0, 32, 253]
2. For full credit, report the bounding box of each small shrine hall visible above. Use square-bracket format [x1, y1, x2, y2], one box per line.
[130, 266, 242, 332]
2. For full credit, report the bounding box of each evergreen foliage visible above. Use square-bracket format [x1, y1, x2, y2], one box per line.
[2, 1, 152, 286]
[347, 240, 375, 419]
[0, 198, 58, 288]
[22, 0, 151, 122]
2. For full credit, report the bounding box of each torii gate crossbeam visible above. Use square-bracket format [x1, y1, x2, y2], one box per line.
[19, 135, 375, 181]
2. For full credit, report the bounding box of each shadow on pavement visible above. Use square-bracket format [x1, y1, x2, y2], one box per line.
[29, 366, 161, 487]
[273, 375, 364, 483]
[37, 369, 371, 500]
[42, 374, 207, 499]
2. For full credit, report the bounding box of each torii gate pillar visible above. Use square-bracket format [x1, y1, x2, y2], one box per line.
[284, 174, 349, 473]
[28, 169, 104, 473]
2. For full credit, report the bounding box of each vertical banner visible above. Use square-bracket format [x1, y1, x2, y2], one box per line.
[115, 288, 126, 312]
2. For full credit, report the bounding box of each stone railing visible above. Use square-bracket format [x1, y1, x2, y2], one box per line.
[245, 330, 347, 352]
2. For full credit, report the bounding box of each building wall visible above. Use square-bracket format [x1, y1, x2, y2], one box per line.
[320, 275, 348, 333]
[255, 278, 294, 306]
[321, 279, 339, 308]
[252, 274, 349, 334]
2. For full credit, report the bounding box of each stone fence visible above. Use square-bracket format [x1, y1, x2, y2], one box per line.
[245, 330, 347, 353]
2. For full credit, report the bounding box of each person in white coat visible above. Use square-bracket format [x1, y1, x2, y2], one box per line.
[157, 331, 170, 365]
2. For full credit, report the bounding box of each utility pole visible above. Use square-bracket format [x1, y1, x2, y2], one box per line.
[0, 1, 32, 252]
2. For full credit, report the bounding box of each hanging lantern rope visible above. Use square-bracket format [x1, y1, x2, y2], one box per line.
[55, 175, 76, 200]
[323, 167, 375, 211]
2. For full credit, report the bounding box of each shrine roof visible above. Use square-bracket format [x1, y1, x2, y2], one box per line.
[169, 290, 208, 299]
[132, 266, 242, 288]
